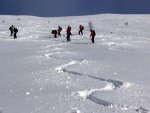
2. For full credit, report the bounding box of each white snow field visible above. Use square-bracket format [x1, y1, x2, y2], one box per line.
[0, 14, 150, 113]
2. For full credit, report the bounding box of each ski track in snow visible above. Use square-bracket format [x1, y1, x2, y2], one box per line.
[40, 44, 149, 113]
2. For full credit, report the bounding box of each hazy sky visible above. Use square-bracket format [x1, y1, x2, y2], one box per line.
[1, 0, 150, 17]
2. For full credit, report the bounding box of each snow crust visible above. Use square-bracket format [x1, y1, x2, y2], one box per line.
[0, 14, 150, 113]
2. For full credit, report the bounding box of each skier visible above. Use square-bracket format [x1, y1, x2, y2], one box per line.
[66, 25, 71, 41]
[51, 30, 57, 38]
[9, 25, 15, 36]
[14, 27, 18, 39]
[90, 29, 96, 44]
[79, 25, 84, 35]
[57, 26, 62, 36]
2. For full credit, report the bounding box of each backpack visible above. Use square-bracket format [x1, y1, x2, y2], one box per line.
[14, 28, 18, 33]
[81, 26, 84, 30]
[91, 30, 96, 36]
[68, 26, 71, 31]
[9, 27, 13, 31]
[60, 27, 62, 31]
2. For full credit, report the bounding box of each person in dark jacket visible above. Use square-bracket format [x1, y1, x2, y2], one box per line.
[79, 25, 84, 35]
[66, 26, 71, 41]
[9, 25, 14, 36]
[51, 30, 57, 38]
[14, 27, 18, 39]
[90, 29, 96, 44]
[57, 26, 62, 36]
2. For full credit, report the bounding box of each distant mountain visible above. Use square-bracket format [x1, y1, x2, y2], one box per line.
[0, 0, 150, 17]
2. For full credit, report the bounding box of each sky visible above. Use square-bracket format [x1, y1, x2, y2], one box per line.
[0, 0, 150, 17]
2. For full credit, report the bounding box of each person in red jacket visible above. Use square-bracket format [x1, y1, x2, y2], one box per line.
[79, 25, 84, 35]
[57, 26, 62, 36]
[90, 29, 96, 44]
[66, 25, 71, 41]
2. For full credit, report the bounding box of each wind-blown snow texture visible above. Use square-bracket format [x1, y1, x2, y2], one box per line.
[0, 14, 150, 113]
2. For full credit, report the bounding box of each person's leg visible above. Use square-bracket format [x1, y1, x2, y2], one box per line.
[68, 36, 70, 41]
[81, 30, 83, 35]
[14, 33, 16, 39]
[93, 36, 95, 44]
[58, 31, 60, 36]
[11, 30, 13, 36]
[68, 35, 70, 41]
[92, 36, 95, 43]
[66, 35, 69, 41]
[54, 34, 57, 38]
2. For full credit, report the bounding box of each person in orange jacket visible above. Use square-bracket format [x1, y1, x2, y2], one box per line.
[90, 29, 96, 44]
[79, 25, 84, 35]
[57, 26, 62, 36]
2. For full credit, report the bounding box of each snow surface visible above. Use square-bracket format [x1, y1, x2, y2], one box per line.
[0, 14, 150, 113]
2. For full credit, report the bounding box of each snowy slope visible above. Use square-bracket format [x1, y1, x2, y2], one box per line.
[0, 14, 150, 113]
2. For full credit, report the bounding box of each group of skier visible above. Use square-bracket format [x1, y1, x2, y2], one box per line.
[51, 25, 96, 43]
[9, 25, 18, 39]
[9, 24, 96, 43]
